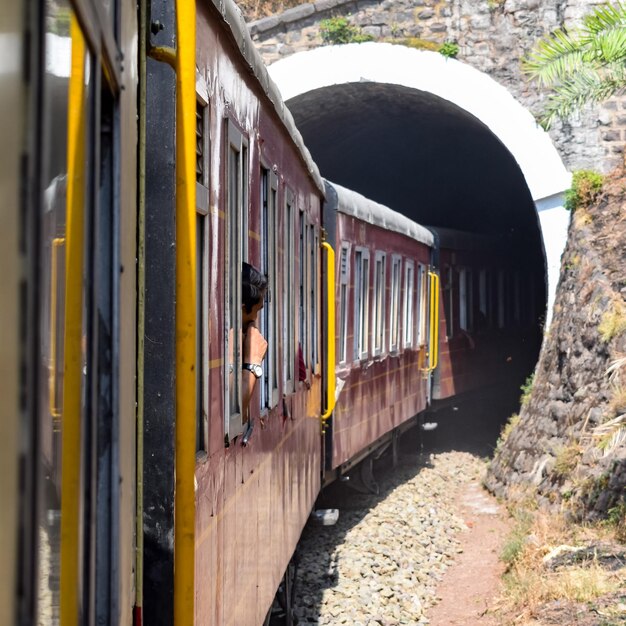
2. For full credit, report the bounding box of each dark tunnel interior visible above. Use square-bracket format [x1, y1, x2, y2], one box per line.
[287, 81, 547, 450]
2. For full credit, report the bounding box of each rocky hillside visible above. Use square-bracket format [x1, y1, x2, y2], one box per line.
[486, 169, 626, 524]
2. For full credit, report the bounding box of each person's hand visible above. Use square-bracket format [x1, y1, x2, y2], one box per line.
[243, 324, 268, 364]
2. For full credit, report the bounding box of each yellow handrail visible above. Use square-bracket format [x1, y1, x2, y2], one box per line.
[49, 237, 65, 420]
[60, 16, 86, 626]
[321, 242, 336, 427]
[428, 271, 440, 372]
[174, 0, 196, 623]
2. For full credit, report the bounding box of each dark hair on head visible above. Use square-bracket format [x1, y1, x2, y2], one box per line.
[242, 262, 268, 313]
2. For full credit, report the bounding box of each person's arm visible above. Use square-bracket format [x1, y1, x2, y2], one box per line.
[241, 324, 267, 417]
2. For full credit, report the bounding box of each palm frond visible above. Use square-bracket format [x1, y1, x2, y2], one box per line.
[524, 29, 589, 86]
[582, 1, 626, 36]
[539, 64, 625, 128]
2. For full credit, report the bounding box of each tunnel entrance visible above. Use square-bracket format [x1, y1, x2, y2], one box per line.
[286, 81, 546, 449]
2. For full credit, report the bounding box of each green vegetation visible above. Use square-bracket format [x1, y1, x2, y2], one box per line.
[565, 170, 605, 212]
[319, 16, 374, 45]
[501, 508, 533, 565]
[520, 373, 535, 406]
[439, 41, 459, 58]
[496, 413, 521, 453]
[599, 298, 626, 342]
[524, 2, 626, 128]
[553, 443, 582, 479]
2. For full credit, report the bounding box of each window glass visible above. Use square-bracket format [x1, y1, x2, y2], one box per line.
[372, 252, 386, 355]
[417, 263, 428, 345]
[353, 248, 370, 360]
[497, 269, 506, 329]
[403, 261, 414, 347]
[225, 123, 248, 436]
[310, 225, 318, 370]
[390, 256, 401, 352]
[339, 244, 350, 364]
[299, 211, 308, 377]
[196, 101, 209, 453]
[37, 9, 92, 622]
[259, 169, 278, 409]
[283, 194, 295, 391]
[444, 265, 454, 338]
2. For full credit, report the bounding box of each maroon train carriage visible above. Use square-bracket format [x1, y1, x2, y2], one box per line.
[143, 0, 326, 623]
[433, 228, 543, 403]
[322, 182, 437, 484]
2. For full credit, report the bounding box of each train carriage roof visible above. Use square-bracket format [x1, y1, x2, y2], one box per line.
[211, 0, 324, 192]
[327, 181, 435, 247]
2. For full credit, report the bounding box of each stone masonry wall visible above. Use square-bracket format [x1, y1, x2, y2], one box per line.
[485, 174, 626, 521]
[249, 0, 626, 174]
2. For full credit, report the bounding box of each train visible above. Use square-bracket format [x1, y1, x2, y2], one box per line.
[0, 0, 543, 624]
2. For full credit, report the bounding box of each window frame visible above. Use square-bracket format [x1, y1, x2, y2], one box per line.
[338, 242, 350, 365]
[389, 254, 402, 353]
[353, 247, 370, 362]
[282, 189, 295, 394]
[195, 92, 209, 454]
[259, 165, 279, 411]
[372, 250, 386, 357]
[224, 119, 250, 440]
[403, 259, 415, 348]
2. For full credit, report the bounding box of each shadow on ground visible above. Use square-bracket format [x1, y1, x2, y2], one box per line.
[286, 380, 523, 625]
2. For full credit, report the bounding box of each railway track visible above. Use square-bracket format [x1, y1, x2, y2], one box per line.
[293, 446, 488, 625]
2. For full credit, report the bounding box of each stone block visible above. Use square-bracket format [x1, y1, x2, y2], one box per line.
[281, 3, 315, 24]
[417, 8, 435, 19]
[601, 129, 621, 142]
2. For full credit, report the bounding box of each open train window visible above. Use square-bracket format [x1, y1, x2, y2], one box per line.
[299, 210, 308, 381]
[353, 247, 370, 361]
[225, 120, 250, 439]
[390, 255, 402, 353]
[459, 268, 474, 332]
[372, 251, 386, 356]
[403, 260, 414, 348]
[417, 263, 428, 346]
[196, 92, 209, 454]
[497, 269, 506, 329]
[283, 190, 295, 393]
[444, 265, 454, 338]
[310, 225, 319, 371]
[260, 166, 279, 410]
[338, 243, 350, 364]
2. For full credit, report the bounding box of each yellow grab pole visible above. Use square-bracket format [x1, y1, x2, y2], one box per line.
[174, 0, 196, 622]
[60, 16, 86, 626]
[428, 272, 440, 371]
[321, 242, 336, 427]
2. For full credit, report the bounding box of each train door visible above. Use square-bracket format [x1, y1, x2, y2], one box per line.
[17, 1, 137, 623]
[0, 0, 25, 623]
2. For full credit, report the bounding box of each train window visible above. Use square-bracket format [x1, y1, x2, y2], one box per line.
[403, 260, 415, 348]
[372, 251, 386, 356]
[353, 247, 370, 361]
[310, 225, 319, 370]
[417, 263, 428, 345]
[390, 255, 402, 353]
[497, 270, 506, 329]
[479, 269, 488, 329]
[299, 211, 308, 380]
[514, 271, 521, 325]
[339, 243, 350, 364]
[443, 265, 454, 337]
[260, 167, 279, 410]
[225, 121, 249, 437]
[283, 191, 295, 392]
[459, 268, 469, 332]
[196, 98, 209, 453]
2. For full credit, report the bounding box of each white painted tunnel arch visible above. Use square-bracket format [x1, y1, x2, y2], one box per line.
[269, 42, 572, 324]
